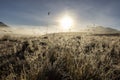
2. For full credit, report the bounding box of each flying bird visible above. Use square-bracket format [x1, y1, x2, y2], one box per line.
[48, 12, 50, 15]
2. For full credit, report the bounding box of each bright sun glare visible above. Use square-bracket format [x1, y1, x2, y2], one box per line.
[60, 15, 73, 30]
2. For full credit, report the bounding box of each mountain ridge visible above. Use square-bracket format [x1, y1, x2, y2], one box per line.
[0, 22, 9, 27]
[81, 26, 120, 34]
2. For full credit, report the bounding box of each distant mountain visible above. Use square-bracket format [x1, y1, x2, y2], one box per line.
[0, 22, 9, 28]
[83, 26, 120, 34]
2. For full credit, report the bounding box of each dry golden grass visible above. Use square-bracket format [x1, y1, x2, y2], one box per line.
[0, 33, 120, 80]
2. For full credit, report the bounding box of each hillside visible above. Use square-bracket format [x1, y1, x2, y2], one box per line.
[82, 26, 120, 34]
[0, 22, 9, 28]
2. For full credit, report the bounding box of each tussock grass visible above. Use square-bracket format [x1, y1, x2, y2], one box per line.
[0, 33, 120, 80]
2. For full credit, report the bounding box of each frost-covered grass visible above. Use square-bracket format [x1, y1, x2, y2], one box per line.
[0, 33, 120, 80]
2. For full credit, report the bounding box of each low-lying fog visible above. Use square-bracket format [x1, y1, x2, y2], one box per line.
[0, 25, 81, 36]
[0, 25, 119, 37]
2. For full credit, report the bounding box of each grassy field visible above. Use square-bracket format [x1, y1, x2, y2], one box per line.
[0, 32, 120, 80]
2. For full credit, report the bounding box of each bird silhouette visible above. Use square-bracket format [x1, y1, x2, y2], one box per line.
[48, 12, 50, 15]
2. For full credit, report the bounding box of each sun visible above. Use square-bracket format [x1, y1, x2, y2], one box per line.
[59, 15, 73, 30]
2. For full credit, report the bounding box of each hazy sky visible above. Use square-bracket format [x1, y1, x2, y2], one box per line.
[0, 0, 120, 29]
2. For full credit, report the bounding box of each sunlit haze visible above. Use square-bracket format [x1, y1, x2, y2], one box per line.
[59, 15, 73, 31]
[0, 0, 120, 31]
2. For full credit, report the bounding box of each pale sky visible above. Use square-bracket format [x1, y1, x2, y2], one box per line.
[0, 0, 120, 30]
